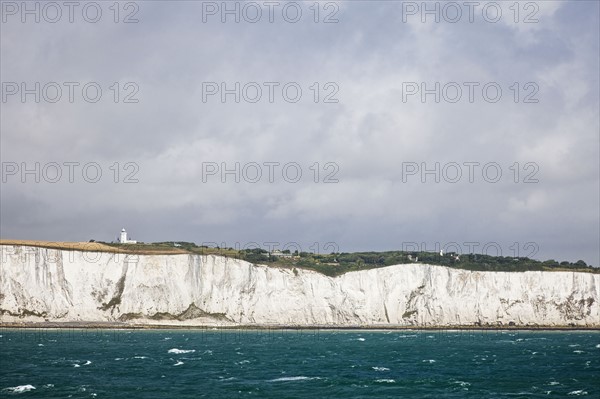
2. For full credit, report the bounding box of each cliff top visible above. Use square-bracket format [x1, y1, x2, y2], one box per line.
[0, 239, 600, 276]
[2, 239, 598, 277]
[0, 239, 188, 255]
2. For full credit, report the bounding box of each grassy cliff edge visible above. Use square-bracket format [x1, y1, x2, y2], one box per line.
[1, 239, 597, 277]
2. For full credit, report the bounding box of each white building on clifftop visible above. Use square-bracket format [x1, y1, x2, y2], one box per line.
[118, 228, 137, 244]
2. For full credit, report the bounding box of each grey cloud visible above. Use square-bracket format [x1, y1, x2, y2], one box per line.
[1, 0, 598, 265]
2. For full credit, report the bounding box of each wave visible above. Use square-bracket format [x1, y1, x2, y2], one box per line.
[174, 361, 184, 366]
[269, 376, 321, 382]
[372, 367, 390, 371]
[567, 390, 588, 396]
[3, 385, 36, 394]
[452, 380, 471, 387]
[375, 379, 396, 383]
[168, 348, 195, 354]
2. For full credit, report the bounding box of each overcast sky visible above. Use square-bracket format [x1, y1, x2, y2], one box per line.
[1, 0, 598, 265]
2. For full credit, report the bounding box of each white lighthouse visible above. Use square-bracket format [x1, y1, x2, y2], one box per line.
[118, 228, 137, 244]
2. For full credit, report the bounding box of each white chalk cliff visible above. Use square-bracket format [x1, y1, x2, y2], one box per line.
[1, 245, 598, 327]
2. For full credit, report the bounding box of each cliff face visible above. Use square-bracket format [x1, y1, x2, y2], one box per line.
[1, 245, 598, 327]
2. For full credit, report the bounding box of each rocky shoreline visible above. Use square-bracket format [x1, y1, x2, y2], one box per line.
[1, 322, 599, 331]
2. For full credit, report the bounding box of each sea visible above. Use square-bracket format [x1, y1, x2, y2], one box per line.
[0, 329, 598, 398]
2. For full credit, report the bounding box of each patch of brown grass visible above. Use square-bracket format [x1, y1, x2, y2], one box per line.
[0, 239, 188, 255]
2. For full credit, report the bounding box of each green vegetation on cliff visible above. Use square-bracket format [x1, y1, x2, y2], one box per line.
[101, 241, 599, 277]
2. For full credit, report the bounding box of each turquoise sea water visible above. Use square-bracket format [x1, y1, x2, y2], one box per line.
[1, 329, 598, 398]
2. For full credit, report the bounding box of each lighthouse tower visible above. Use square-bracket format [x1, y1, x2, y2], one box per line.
[120, 228, 128, 243]
[118, 228, 137, 244]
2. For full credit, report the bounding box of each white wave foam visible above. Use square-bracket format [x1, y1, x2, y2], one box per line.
[73, 364, 81, 368]
[174, 361, 184, 366]
[237, 360, 250, 365]
[372, 367, 390, 371]
[83, 361, 92, 366]
[163, 337, 172, 340]
[573, 350, 584, 354]
[375, 379, 395, 383]
[133, 356, 148, 359]
[595, 344, 600, 348]
[269, 376, 321, 382]
[3, 385, 36, 393]
[168, 348, 195, 354]
[567, 390, 588, 396]
[43, 384, 54, 388]
[357, 338, 366, 341]
[452, 381, 471, 387]
[549, 381, 560, 386]
[423, 359, 436, 363]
